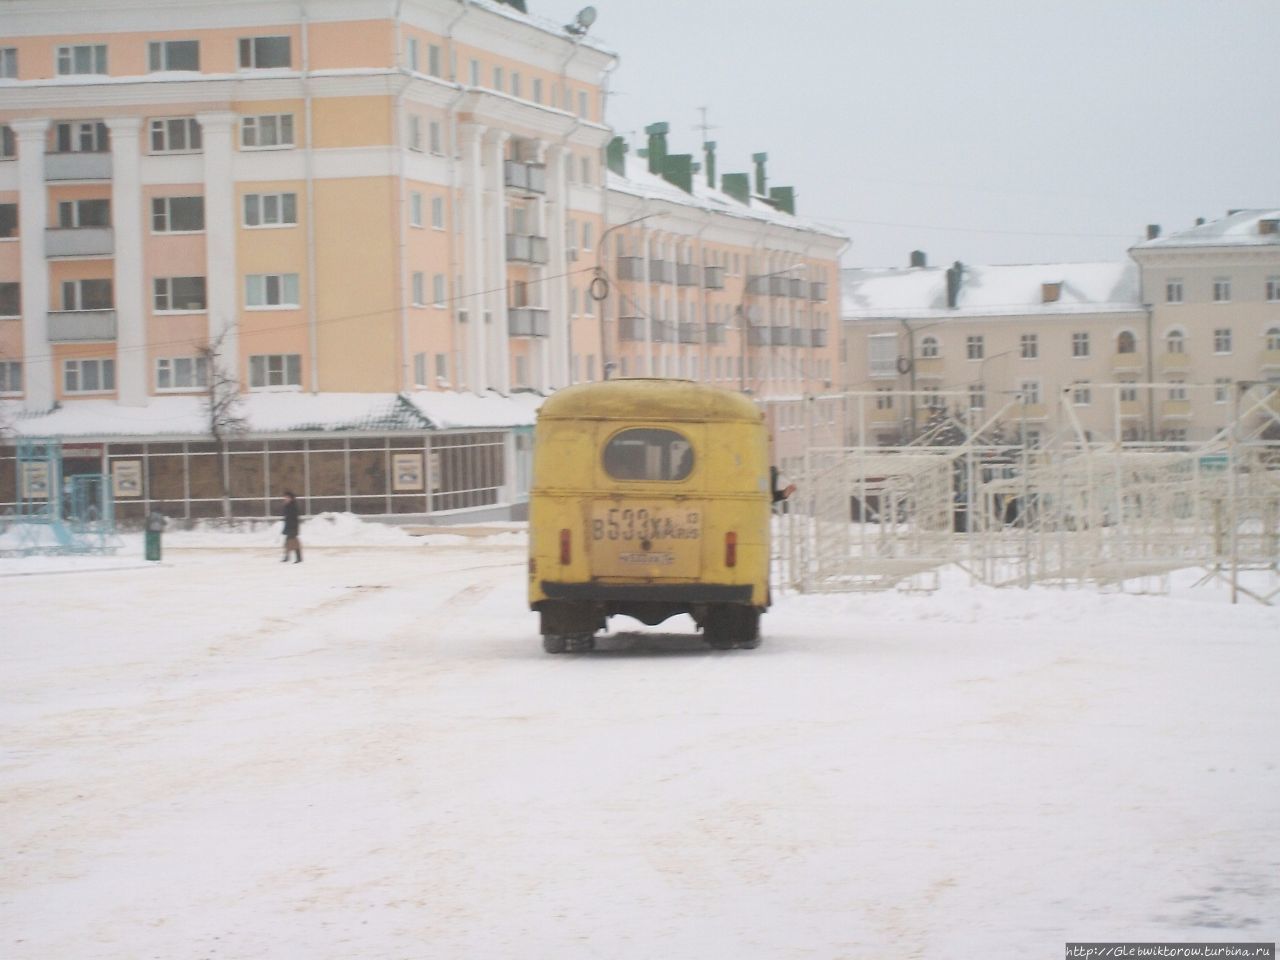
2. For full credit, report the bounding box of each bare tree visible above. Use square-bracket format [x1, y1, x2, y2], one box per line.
[197, 329, 247, 520]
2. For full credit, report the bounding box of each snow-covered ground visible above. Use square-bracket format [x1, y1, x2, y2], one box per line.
[2, 518, 1277, 959]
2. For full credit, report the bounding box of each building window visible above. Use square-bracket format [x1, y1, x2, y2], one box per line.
[1166, 278, 1183, 303]
[249, 354, 302, 389]
[149, 117, 202, 153]
[1071, 332, 1090, 358]
[61, 278, 112, 311]
[1214, 377, 1231, 404]
[1213, 277, 1231, 302]
[64, 358, 115, 393]
[410, 192, 423, 227]
[435, 353, 448, 383]
[153, 276, 207, 312]
[966, 335, 984, 360]
[413, 352, 427, 387]
[433, 274, 446, 307]
[57, 44, 107, 76]
[578, 90, 589, 118]
[412, 272, 425, 306]
[243, 192, 297, 227]
[1164, 428, 1187, 444]
[511, 72, 521, 97]
[582, 222, 593, 251]
[968, 384, 985, 410]
[580, 156, 592, 184]
[0, 282, 20, 317]
[406, 36, 419, 71]
[493, 65, 503, 89]
[55, 121, 109, 153]
[923, 388, 942, 410]
[1168, 382, 1187, 401]
[1165, 330, 1185, 354]
[427, 44, 441, 78]
[156, 356, 209, 391]
[1072, 381, 1091, 406]
[875, 388, 894, 410]
[245, 273, 300, 308]
[430, 196, 444, 229]
[1, 47, 19, 78]
[919, 336, 939, 359]
[407, 115, 422, 151]
[58, 198, 110, 228]
[0, 360, 21, 394]
[469, 59, 480, 86]
[1267, 327, 1280, 351]
[532, 77, 543, 103]
[1, 125, 14, 159]
[1119, 382, 1138, 403]
[1213, 328, 1232, 354]
[1019, 380, 1040, 405]
[151, 196, 204, 233]
[1266, 277, 1280, 302]
[239, 36, 291, 69]
[241, 114, 294, 149]
[148, 39, 199, 72]
[1117, 330, 1136, 354]
[429, 121, 442, 155]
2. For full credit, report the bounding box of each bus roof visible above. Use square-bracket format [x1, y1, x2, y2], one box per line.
[538, 379, 764, 424]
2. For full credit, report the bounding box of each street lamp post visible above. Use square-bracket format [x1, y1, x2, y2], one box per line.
[593, 213, 658, 380]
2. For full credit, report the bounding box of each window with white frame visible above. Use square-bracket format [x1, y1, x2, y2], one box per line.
[1267, 277, 1280, 302]
[152, 195, 204, 232]
[875, 388, 894, 410]
[1213, 277, 1231, 302]
[1019, 380, 1040, 405]
[514, 354, 528, 388]
[63, 357, 115, 393]
[1117, 330, 1136, 354]
[55, 121, 109, 153]
[1164, 427, 1187, 444]
[1267, 327, 1280, 351]
[430, 196, 444, 229]
[427, 44, 441, 77]
[410, 192, 423, 227]
[919, 336, 939, 359]
[1213, 328, 1232, 354]
[153, 276, 206, 312]
[1071, 331, 1090, 358]
[868, 333, 898, 376]
[492, 65, 503, 89]
[241, 114, 294, 148]
[578, 90, 589, 118]
[0, 48, 16, 79]
[433, 274, 446, 307]
[511, 72, 521, 97]
[62, 278, 112, 310]
[156, 355, 209, 391]
[968, 384, 985, 410]
[149, 116, 202, 153]
[1, 125, 14, 159]
[580, 156, 591, 184]
[1168, 381, 1187, 401]
[249, 353, 301, 389]
[407, 115, 422, 151]
[469, 59, 480, 86]
[1165, 330, 1185, 354]
[923, 387, 942, 410]
[413, 352, 427, 387]
[1072, 380, 1091, 406]
[428, 121, 442, 155]
[532, 77, 543, 103]
[0, 360, 21, 394]
[1166, 278, 1183, 303]
[1214, 377, 1231, 403]
[582, 222, 593, 251]
[148, 39, 199, 72]
[412, 272, 425, 306]
[58, 198, 110, 228]
[966, 334, 984, 360]
[0, 282, 18, 317]
[243, 192, 297, 227]
[239, 36, 291, 69]
[245, 273, 299, 308]
[57, 44, 107, 76]
[1119, 382, 1138, 403]
[406, 37, 420, 71]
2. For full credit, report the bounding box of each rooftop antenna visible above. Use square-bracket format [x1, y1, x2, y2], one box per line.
[565, 5, 597, 36]
[694, 106, 718, 143]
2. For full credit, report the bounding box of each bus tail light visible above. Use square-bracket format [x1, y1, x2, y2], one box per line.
[559, 528, 572, 565]
[725, 531, 737, 568]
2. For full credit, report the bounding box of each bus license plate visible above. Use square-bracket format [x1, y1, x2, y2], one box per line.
[589, 504, 701, 578]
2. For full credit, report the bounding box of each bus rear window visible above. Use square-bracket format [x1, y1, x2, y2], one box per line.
[602, 428, 693, 482]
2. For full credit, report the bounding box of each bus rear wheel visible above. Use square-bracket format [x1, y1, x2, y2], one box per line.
[704, 606, 760, 650]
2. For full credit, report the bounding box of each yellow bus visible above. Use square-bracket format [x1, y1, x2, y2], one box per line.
[528, 378, 772, 653]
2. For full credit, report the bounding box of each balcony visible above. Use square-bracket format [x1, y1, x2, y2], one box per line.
[652, 320, 673, 343]
[787, 277, 805, 299]
[1158, 351, 1191, 373]
[770, 325, 790, 346]
[505, 234, 548, 265]
[616, 256, 645, 281]
[789, 327, 807, 347]
[1261, 349, 1280, 371]
[48, 309, 116, 342]
[706, 322, 726, 344]
[810, 327, 828, 348]
[1160, 399, 1193, 420]
[648, 259, 673, 284]
[676, 263, 699, 287]
[768, 276, 788, 297]
[678, 322, 699, 344]
[1112, 351, 1144, 374]
[45, 152, 112, 181]
[46, 227, 114, 258]
[508, 306, 549, 338]
[809, 281, 828, 302]
[703, 265, 725, 290]
[747, 325, 768, 346]
[503, 160, 546, 195]
[618, 316, 645, 341]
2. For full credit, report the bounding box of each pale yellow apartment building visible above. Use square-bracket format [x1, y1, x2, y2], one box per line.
[0, 0, 845, 520]
[842, 210, 1280, 448]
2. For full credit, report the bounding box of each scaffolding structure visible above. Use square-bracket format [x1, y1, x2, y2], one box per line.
[777, 385, 1280, 604]
[1, 437, 119, 556]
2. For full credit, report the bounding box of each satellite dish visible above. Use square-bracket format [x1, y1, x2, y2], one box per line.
[566, 5, 597, 35]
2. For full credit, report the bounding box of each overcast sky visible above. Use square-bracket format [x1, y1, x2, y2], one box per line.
[533, 0, 1278, 270]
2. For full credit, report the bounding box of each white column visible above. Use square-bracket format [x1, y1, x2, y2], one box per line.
[197, 112, 239, 379]
[484, 129, 510, 394]
[106, 117, 146, 406]
[13, 119, 51, 412]
[543, 144, 569, 389]
[459, 122, 486, 393]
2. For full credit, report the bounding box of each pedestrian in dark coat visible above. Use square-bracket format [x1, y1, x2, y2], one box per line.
[281, 491, 302, 563]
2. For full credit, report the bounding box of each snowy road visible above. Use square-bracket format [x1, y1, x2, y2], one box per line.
[2, 524, 1278, 959]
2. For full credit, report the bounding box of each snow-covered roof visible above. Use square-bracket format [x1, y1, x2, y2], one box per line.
[607, 154, 846, 242]
[7, 390, 544, 440]
[842, 260, 1142, 320]
[1131, 209, 1280, 250]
